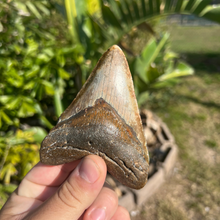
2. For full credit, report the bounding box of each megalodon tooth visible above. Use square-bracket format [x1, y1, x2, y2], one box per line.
[40, 45, 149, 189]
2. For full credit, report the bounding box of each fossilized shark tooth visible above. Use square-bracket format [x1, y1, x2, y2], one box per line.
[40, 45, 149, 189]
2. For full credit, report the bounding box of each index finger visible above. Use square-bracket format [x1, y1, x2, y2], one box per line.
[17, 160, 80, 201]
[25, 160, 80, 186]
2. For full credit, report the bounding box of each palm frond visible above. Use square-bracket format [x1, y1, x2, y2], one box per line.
[88, 0, 219, 49]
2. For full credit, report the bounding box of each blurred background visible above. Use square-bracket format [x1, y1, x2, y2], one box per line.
[0, 0, 220, 219]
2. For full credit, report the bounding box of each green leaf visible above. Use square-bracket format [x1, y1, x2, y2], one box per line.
[164, 0, 172, 12]
[141, 0, 147, 16]
[35, 2, 50, 16]
[137, 91, 149, 107]
[26, 1, 42, 19]
[75, 0, 87, 20]
[151, 78, 179, 89]
[149, 0, 153, 14]
[64, 0, 79, 41]
[26, 127, 47, 143]
[7, 69, 24, 88]
[17, 101, 37, 118]
[124, 0, 133, 23]
[23, 81, 35, 90]
[175, 0, 184, 12]
[39, 65, 50, 78]
[201, 5, 220, 24]
[158, 61, 194, 81]
[56, 53, 65, 67]
[39, 115, 53, 129]
[0, 96, 13, 105]
[185, 0, 197, 11]
[36, 54, 51, 64]
[105, 0, 121, 19]
[13, 1, 30, 16]
[0, 163, 17, 184]
[155, 0, 160, 13]
[146, 65, 161, 83]
[164, 51, 179, 60]
[5, 97, 21, 110]
[2, 184, 17, 194]
[135, 33, 170, 83]
[26, 39, 38, 55]
[43, 48, 55, 58]
[132, 1, 140, 19]
[25, 65, 40, 78]
[116, 0, 129, 24]
[34, 103, 43, 114]
[60, 45, 83, 54]
[58, 68, 71, 80]
[193, 0, 211, 15]
[41, 80, 54, 95]
[0, 111, 13, 125]
[102, 4, 122, 29]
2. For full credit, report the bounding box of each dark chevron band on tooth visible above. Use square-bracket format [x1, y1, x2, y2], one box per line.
[40, 45, 149, 189]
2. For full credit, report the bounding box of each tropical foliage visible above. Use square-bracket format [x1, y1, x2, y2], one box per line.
[62, 0, 219, 104]
[0, 0, 220, 206]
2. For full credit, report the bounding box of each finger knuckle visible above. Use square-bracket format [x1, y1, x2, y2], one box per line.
[57, 179, 82, 208]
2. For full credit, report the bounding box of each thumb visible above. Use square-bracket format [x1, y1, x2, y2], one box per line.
[28, 155, 107, 220]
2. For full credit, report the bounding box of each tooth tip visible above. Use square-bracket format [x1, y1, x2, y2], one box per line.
[109, 45, 122, 52]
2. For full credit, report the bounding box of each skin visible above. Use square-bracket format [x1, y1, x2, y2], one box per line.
[0, 155, 130, 220]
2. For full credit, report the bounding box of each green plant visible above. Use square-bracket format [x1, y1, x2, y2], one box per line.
[0, 129, 47, 184]
[62, 0, 220, 105]
[133, 32, 194, 106]
[0, 0, 84, 189]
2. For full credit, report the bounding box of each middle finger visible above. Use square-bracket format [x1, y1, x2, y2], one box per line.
[84, 185, 118, 220]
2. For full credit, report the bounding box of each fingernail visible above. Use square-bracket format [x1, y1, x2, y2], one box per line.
[79, 158, 100, 183]
[90, 208, 106, 220]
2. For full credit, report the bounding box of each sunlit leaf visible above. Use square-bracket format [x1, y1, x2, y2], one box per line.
[26, 39, 38, 55]
[58, 68, 70, 79]
[0, 111, 13, 125]
[0, 163, 17, 184]
[17, 102, 37, 118]
[201, 5, 220, 24]
[41, 80, 54, 95]
[36, 53, 51, 64]
[23, 81, 35, 90]
[39, 115, 54, 129]
[35, 2, 50, 16]
[56, 53, 65, 67]
[5, 97, 21, 110]
[25, 65, 40, 78]
[26, 127, 47, 143]
[39, 65, 50, 78]
[159, 61, 194, 81]
[26, 1, 42, 19]
[0, 96, 13, 104]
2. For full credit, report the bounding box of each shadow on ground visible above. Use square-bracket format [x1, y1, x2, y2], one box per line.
[180, 53, 220, 73]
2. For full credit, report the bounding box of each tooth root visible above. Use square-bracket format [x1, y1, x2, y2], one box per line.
[59, 45, 147, 154]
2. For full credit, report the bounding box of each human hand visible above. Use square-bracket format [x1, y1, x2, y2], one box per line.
[0, 155, 130, 220]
